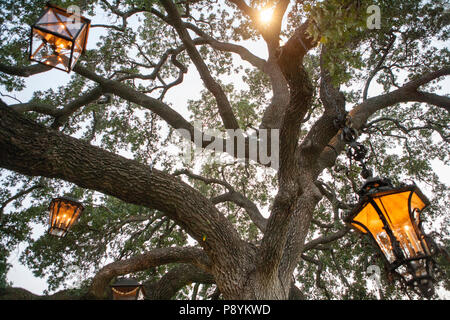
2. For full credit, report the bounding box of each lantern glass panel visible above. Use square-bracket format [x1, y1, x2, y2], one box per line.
[35, 8, 73, 37]
[111, 286, 141, 300]
[48, 198, 83, 237]
[352, 202, 396, 263]
[30, 29, 72, 71]
[372, 190, 428, 258]
[350, 188, 430, 264]
[70, 24, 87, 69]
[30, 4, 90, 72]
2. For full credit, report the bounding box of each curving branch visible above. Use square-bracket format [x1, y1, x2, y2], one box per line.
[364, 116, 450, 143]
[143, 264, 215, 300]
[363, 35, 396, 101]
[0, 63, 51, 77]
[160, 0, 241, 132]
[10, 86, 105, 129]
[301, 253, 331, 299]
[302, 227, 351, 253]
[317, 66, 450, 173]
[0, 102, 257, 299]
[183, 22, 266, 71]
[175, 169, 267, 232]
[0, 183, 45, 225]
[88, 246, 211, 299]
[211, 191, 267, 232]
[93, 0, 148, 32]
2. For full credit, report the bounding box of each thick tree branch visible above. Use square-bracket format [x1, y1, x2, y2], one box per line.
[297, 46, 346, 173]
[0, 287, 80, 300]
[0, 63, 51, 77]
[409, 91, 450, 113]
[161, 0, 241, 132]
[0, 103, 255, 299]
[10, 86, 105, 128]
[0, 63, 275, 166]
[175, 169, 267, 232]
[254, 22, 318, 287]
[317, 66, 450, 172]
[260, 19, 317, 131]
[88, 246, 210, 299]
[144, 264, 215, 300]
[302, 227, 350, 253]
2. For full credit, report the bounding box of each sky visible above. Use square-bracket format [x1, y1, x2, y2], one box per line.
[1, 1, 449, 298]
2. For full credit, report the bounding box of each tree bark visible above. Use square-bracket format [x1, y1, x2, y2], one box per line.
[0, 103, 256, 299]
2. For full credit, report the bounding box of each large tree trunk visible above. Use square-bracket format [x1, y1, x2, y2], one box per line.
[0, 29, 319, 298]
[0, 102, 291, 300]
[0, 101, 317, 300]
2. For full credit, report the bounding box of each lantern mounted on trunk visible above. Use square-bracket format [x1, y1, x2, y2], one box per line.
[111, 278, 144, 300]
[344, 177, 438, 298]
[29, 2, 91, 73]
[48, 197, 84, 237]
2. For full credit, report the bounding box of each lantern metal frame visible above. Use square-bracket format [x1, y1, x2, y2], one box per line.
[344, 177, 438, 298]
[110, 277, 144, 300]
[29, 2, 91, 73]
[48, 196, 84, 238]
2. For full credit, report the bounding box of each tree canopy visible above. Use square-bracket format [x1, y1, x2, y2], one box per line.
[0, 0, 449, 300]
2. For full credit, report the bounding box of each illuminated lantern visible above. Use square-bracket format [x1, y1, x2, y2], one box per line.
[29, 2, 91, 72]
[111, 278, 144, 300]
[48, 197, 84, 237]
[344, 177, 438, 298]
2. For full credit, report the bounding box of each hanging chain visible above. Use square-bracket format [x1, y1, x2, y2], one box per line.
[333, 113, 373, 180]
[319, 64, 372, 180]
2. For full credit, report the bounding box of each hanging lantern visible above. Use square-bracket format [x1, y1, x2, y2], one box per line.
[344, 177, 438, 298]
[48, 197, 84, 237]
[29, 2, 91, 72]
[110, 278, 144, 300]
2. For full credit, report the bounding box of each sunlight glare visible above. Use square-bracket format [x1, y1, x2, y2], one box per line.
[259, 8, 273, 24]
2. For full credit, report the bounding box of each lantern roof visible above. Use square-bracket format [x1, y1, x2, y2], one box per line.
[111, 277, 141, 288]
[345, 177, 430, 223]
[40, 2, 91, 25]
[50, 196, 84, 205]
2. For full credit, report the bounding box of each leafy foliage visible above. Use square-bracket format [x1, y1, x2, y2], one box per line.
[0, 0, 449, 299]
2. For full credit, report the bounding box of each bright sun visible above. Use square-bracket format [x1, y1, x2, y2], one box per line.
[259, 8, 273, 24]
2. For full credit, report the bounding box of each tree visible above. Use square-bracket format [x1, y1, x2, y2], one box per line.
[0, 0, 449, 300]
